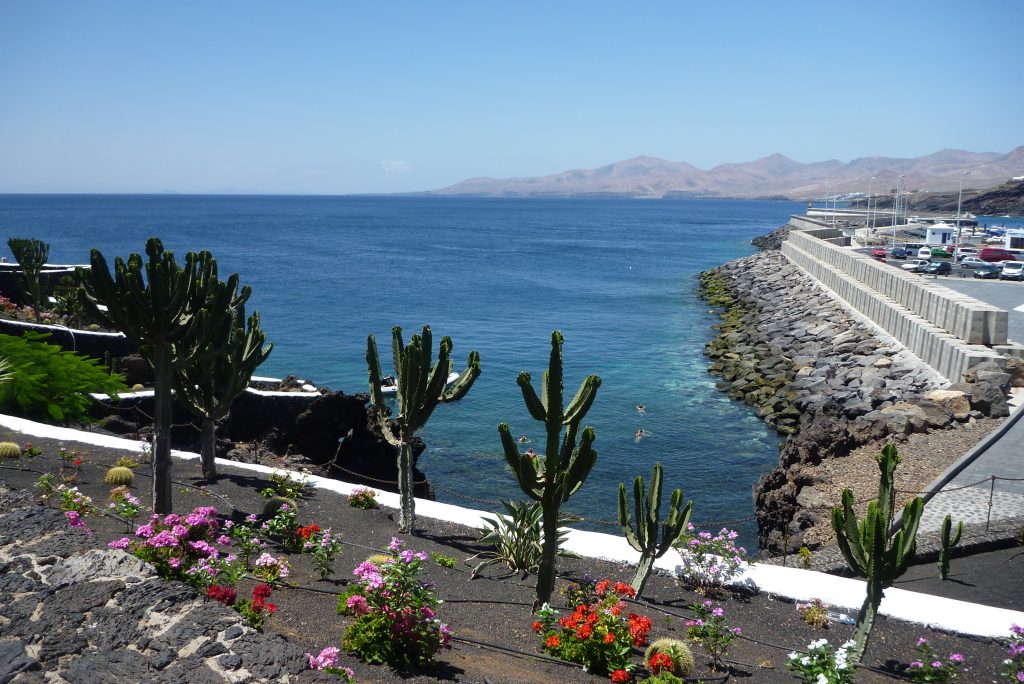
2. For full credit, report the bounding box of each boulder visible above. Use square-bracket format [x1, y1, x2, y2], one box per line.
[925, 389, 971, 421]
[968, 381, 1010, 418]
[962, 360, 1005, 384]
[1005, 356, 1024, 388]
[976, 370, 1012, 394]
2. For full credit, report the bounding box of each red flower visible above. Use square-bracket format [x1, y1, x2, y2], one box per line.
[207, 585, 237, 606]
[575, 623, 593, 640]
[610, 669, 630, 683]
[251, 597, 265, 613]
[648, 652, 673, 674]
[545, 635, 560, 649]
[595, 579, 611, 595]
[73, 458, 83, 467]
[265, 602, 277, 615]
[613, 582, 635, 598]
[253, 584, 273, 599]
[531, 621, 543, 633]
[603, 632, 615, 644]
[297, 524, 321, 539]
[627, 614, 652, 647]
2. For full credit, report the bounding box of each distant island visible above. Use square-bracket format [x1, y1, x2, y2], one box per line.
[427, 147, 1024, 201]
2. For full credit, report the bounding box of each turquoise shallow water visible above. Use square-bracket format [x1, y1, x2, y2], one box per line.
[0, 194, 802, 547]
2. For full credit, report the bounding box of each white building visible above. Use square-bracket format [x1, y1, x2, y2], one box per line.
[924, 222, 956, 245]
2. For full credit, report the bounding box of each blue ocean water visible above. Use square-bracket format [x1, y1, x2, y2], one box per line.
[0, 194, 802, 546]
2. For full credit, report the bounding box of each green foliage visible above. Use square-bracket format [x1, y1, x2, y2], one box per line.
[644, 638, 695, 677]
[429, 551, 456, 568]
[0, 441, 21, 459]
[796, 598, 831, 629]
[0, 331, 127, 423]
[259, 469, 309, 500]
[7, 237, 50, 321]
[618, 462, 692, 596]
[831, 443, 923, 664]
[347, 487, 379, 509]
[470, 499, 574, 579]
[104, 466, 135, 486]
[366, 324, 480, 533]
[498, 330, 601, 609]
[797, 545, 813, 570]
[938, 514, 964, 581]
[115, 456, 141, 470]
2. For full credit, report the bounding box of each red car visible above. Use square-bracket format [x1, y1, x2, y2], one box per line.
[871, 248, 887, 262]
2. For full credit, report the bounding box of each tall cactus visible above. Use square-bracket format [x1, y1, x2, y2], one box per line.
[366, 325, 480, 533]
[938, 514, 964, 581]
[618, 462, 692, 597]
[499, 330, 601, 609]
[831, 443, 923, 664]
[78, 238, 229, 513]
[174, 275, 272, 480]
[8, 238, 50, 322]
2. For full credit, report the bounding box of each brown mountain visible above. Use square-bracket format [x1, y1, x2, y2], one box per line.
[430, 147, 1024, 200]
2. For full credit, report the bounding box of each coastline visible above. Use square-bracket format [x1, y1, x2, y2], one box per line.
[701, 228, 1020, 553]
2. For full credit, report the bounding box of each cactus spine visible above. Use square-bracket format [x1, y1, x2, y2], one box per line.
[366, 325, 480, 534]
[174, 272, 272, 479]
[938, 514, 964, 580]
[7, 238, 50, 322]
[618, 462, 692, 596]
[78, 238, 230, 513]
[831, 443, 923, 664]
[499, 330, 601, 609]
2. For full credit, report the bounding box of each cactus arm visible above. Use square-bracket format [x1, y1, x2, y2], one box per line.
[500, 423, 541, 500]
[633, 475, 647, 548]
[563, 427, 596, 499]
[617, 482, 643, 552]
[562, 375, 602, 425]
[441, 350, 481, 401]
[647, 463, 663, 537]
[517, 372, 547, 422]
[391, 325, 404, 390]
[661, 496, 692, 554]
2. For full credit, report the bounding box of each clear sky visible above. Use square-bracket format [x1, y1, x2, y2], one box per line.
[1, 1, 1021, 195]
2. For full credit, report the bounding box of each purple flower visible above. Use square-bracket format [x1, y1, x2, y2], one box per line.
[916, 636, 928, 647]
[399, 549, 415, 564]
[135, 523, 155, 538]
[245, 513, 258, 524]
[732, 627, 742, 635]
[107, 537, 131, 549]
[949, 653, 963, 663]
[188, 540, 219, 558]
[147, 530, 180, 548]
[353, 561, 380, 581]
[171, 524, 190, 538]
[307, 646, 340, 670]
[931, 661, 943, 668]
[164, 514, 182, 526]
[1015, 671, 1024, 683]
[712, 607, 724, 617]
[415, 551, 428, 561]
[216, 535, 231, 546]
[389, 536, 403, 551]
[168, 557, 182, 569]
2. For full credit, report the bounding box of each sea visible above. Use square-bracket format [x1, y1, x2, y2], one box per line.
[0, 194, 807, 548]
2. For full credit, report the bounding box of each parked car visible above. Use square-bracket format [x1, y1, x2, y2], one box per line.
[923, 261, 952, 276]
[901, 259, 930, 273]
[889, 247, 909, 259]
[999, 261, 1024, 281]
[955, 247, 979, 261]
[959, 256, 986, 269]
[930, 246, 953, 258]
[917, 247, 933, 259]
[973, 263, 1002, 279]
[979, 246, 1018, 262]
[871, 248, 887, 262]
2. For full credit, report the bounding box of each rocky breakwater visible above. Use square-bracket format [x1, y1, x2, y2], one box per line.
[700, 244, 1022, 553]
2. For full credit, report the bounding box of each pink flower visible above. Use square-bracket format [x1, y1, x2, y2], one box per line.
[346, 595, 370, 615]
[389, 536, 403, 551]
[107, 537, 131, 549]
[307, 645, 340, 670]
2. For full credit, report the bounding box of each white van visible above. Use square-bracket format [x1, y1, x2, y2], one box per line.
[917, 247, 932, 259]
[955, 247, 979, 262]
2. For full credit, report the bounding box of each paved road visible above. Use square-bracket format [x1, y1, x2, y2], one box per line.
[934, 277, 1024, 344]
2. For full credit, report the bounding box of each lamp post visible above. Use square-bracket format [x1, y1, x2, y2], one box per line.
[831, 184, 837, 228]
[867, 176, 875, 239]
[955, 170, 971, 248]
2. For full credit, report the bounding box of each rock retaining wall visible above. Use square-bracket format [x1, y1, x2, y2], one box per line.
[701, 245, 1019, 552]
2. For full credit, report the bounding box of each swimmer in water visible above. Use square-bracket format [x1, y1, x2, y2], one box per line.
[635, 428, 649, 441]
[524, 448, 536, 459]
[518, 435, 530, 444]
[636, 403, 645, 415]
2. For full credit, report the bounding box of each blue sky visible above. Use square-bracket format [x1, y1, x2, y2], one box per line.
[1, 1, 1021, 194]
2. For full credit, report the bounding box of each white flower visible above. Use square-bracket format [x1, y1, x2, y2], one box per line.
[800, 656, 810, 666]
[816, 674, 828, 684]
[788, 652, 800, 660]
[809, 638, 828, 650]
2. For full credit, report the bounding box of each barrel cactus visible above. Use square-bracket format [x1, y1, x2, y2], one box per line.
[104, 466, 135, 486]
[263, 496, 296, 518]
[0, 441, 22, 459]
[644, 638, 695, 677]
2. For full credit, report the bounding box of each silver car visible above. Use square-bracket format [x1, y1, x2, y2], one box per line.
[901, 259, 930, 273]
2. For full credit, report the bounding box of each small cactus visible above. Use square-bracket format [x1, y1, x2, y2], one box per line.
[104, 466, 135, 486]
[0, 441, 22, 459]
[131, 384, 145, 392]
[644, 638, 695, 677]
[262, 496, 296, 518]
[938, 514, 964, 580]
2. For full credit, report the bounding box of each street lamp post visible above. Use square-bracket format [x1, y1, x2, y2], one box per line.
[832, 184, 837, 229]
[955, 170, 971, 248]
[867, 176, 875, 241]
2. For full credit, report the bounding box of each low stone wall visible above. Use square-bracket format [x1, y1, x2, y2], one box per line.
[0, 317, 137, 359]
[0, 486, 318, 682]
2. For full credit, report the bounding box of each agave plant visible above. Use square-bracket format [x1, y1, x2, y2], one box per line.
[469, 500, 575, 579]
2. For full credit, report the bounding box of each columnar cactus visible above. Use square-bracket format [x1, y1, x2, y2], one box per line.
[938, 514, 964, 581]
[831, 443, 923, 664]
[499, 330, 601, 609]
[7, 238, 50, 322]
[366, 325, 480, 534]
[78, 238, 230, 513]
[174, 273, 272, 479]
[618, 462, 692, 596]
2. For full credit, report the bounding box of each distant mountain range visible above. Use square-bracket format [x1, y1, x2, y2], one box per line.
[429, 147, 1024, 200]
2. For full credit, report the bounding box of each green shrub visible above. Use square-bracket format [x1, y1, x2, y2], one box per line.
[0, 331, 127, 423]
